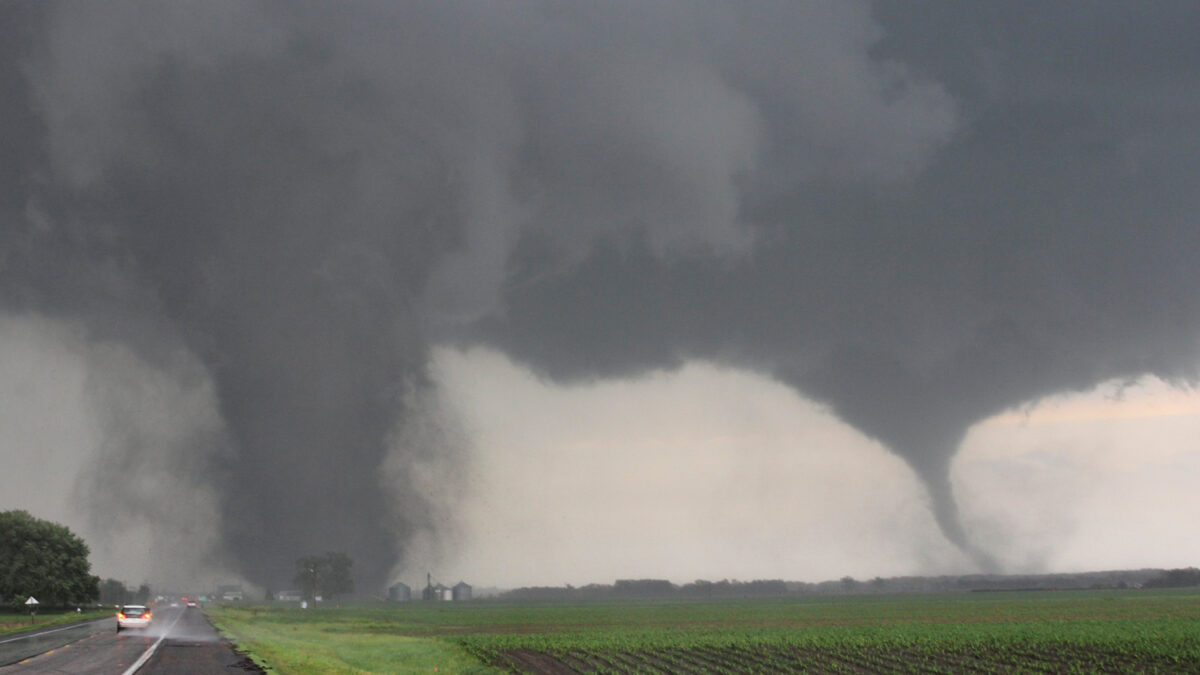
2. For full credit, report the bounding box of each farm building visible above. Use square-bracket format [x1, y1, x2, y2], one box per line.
[388, 582, 411, 602]
[422, 574, 471, 601]
[423, 582, 452, 601]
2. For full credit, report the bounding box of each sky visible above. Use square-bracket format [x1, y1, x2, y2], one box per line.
[1, 1, 1198, 592]
[403, 347, 1200, 588]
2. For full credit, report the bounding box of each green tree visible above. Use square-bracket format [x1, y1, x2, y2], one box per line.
[0, 510, 99, 607]
[294, 554, 325, 603]
[99, 578, 128, 606]
[293, 552, 354, 606]
[323, 552, 354, 607]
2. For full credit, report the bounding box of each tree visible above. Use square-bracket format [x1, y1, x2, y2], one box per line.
[0, 510, 99, 607]
[1145, 568, 1200, 588]
[99, 578, 128, 606]
[323, 552, 354, 607]
[293, 552, 354, 606]
[294, 555, 324, 604]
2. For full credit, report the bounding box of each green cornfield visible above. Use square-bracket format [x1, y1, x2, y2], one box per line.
[456, 589, 1200, 673]
[211, 588, 1200, 673]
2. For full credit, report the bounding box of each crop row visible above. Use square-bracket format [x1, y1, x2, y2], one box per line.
[468, 642, 1200, 674]
[457, 616, 1200, 659]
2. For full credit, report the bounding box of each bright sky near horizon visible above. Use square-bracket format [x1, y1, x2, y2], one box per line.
[397, 347, 1200, 588]
[1, 318, 1198, 590]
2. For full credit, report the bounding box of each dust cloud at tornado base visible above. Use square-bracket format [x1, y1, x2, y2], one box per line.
[1, 2, 1199, 588]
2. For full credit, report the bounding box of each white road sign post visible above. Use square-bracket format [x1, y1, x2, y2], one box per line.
[25, 596, 38, 623]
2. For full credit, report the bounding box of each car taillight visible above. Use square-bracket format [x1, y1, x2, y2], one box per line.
[117, 613, 126, 619]
[144, 612, 151, 619]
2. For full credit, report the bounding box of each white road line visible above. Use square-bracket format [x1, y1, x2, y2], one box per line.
[0, 619, 108, 645]
[121, 610, 185, 675]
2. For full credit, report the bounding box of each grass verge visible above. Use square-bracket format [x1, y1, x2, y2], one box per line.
[0, 609, 110, 636]
[208, 606, 498, 674]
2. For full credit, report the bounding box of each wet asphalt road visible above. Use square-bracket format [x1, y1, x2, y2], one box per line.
[0, 607, 258, 674]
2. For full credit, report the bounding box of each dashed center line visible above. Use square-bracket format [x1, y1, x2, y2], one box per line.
[121, 611, 185, 675]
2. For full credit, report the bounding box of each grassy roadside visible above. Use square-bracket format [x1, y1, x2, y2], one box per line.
[207, 606, 498, 674]
[0, 609, 110, 636]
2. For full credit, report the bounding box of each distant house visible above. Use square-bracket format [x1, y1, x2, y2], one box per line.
[276, 590, 303, 602]
[452, 582, 472, 601]
[218, 585, 244, 602]
[388, 582, 411, 602]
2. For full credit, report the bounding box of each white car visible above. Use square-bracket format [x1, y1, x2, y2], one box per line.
[116, 605, 152, 631]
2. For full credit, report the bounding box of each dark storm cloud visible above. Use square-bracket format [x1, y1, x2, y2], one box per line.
[476, 2, 1200, 564]
[3, 1, 463, 586]
[2, 0, 1198, 583]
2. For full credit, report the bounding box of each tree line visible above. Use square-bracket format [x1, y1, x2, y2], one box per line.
[0, 510, 98, 608]
[98, 578, 152, 606]
[501, 578, 790, 602]
[498, 568, 1200, 602]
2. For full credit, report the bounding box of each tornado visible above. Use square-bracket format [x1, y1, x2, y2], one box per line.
[4, 1, 1200, 584]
